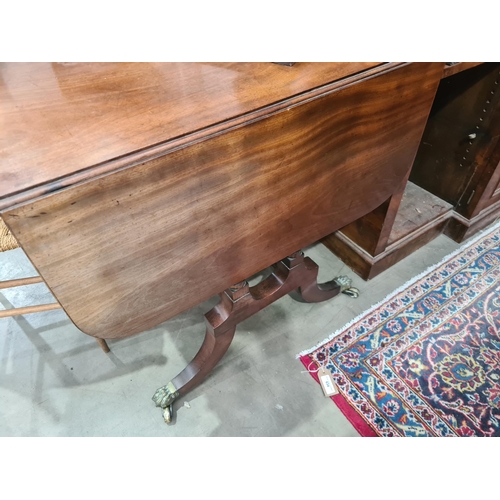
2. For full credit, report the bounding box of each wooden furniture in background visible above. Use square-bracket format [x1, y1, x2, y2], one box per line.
[322, 179, 454, 280]
[0, 62, 443, 422]
[442, 62, 484, 79]
[323, 62, 500, 280]
[411, 62, 500, 242]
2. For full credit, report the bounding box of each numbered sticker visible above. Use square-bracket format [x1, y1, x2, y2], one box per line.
[319, 368, 339, 397]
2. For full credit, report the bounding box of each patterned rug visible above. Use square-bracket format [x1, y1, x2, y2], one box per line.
[298, 222, 500, 436]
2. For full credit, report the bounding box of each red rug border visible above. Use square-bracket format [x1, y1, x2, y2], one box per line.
[300, 355, 378, 437]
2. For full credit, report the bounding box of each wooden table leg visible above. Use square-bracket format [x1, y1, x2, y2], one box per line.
[96, 338, 110, 353]
[152, 250, 359, 424]
[0, 275, 113, 353]
[289, 252, 360, 302]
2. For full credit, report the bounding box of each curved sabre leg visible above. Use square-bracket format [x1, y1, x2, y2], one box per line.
[294, 256, 359, 303]
[152, 284, 243, 424]
[152, 250, 358, 424]
[152, 322, 236, 424]
[151, 271, 293, 424]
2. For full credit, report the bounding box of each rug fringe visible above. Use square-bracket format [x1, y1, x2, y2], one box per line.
[296, 218, 500, 358]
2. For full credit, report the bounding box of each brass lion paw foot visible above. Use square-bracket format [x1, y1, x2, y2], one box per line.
[333, 275, 360, 298]
[152, 381, 179, 424]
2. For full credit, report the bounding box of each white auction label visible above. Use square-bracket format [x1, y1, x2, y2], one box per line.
[319, 369, 339, 397]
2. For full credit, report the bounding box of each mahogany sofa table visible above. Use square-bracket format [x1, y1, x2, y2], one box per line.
[0, 62, 443, 423]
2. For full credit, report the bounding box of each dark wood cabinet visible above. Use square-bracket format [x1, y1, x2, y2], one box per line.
[411, 62, 500, 242]
[323, 62, 500, 280]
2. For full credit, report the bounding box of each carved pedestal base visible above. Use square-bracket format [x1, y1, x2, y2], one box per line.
[152, 250, 358, 424]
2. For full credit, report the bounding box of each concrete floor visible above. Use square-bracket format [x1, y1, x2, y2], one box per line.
[0, 235, 461, 436]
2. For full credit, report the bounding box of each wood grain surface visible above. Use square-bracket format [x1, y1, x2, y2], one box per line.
[2, 62, 443, 338]
[0, 62, 381, 205]
[442, 62, 483, 79]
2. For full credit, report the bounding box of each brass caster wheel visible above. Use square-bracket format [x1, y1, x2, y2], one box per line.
[342, 287, 360, 298]
[162, 404, 174, 425]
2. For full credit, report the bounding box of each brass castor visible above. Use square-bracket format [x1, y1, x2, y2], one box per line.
[162, 404, 174, 425]
[342, 287, 360, 298]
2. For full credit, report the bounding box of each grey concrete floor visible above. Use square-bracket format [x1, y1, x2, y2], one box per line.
[0, 235, 461, 436]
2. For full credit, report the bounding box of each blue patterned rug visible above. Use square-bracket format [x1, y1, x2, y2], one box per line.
[299, 222, 500, 436]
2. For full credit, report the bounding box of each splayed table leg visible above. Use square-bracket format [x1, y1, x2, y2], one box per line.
[152, 250, 358, 424]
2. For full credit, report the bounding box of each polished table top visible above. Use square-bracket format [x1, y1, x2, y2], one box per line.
[0, 62, 444, 340]
[0, 62, 381, 209]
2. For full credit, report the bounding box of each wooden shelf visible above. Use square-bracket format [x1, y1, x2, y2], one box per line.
[322, 182, 453, 280]
[387, 182, 453, 245]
